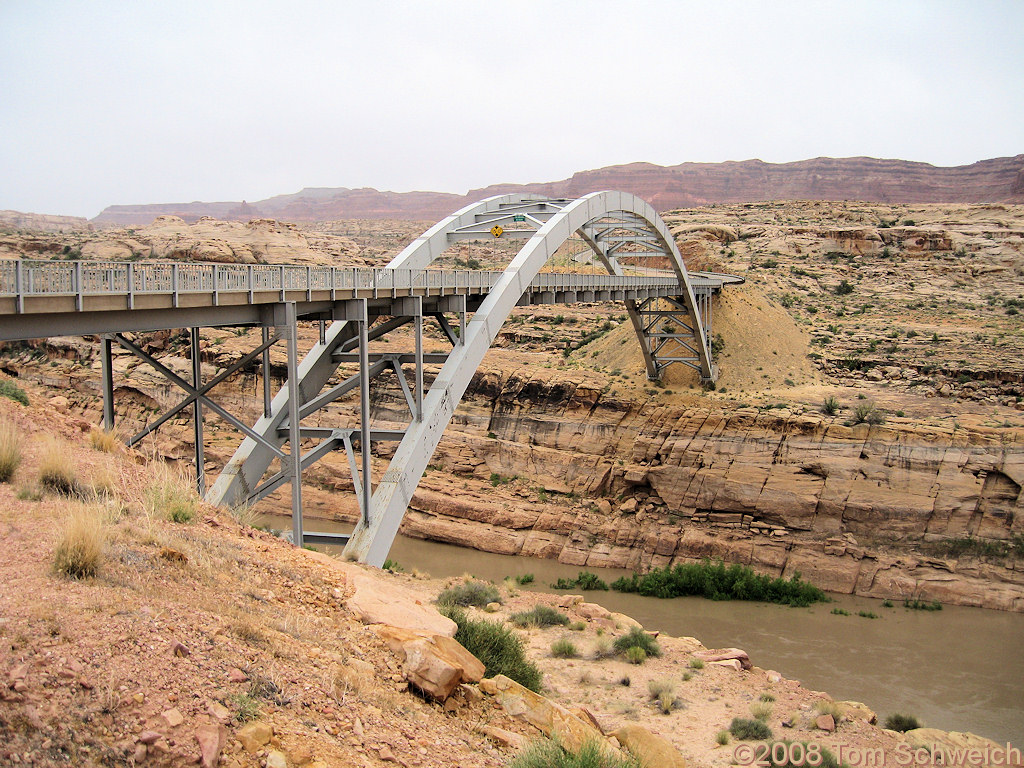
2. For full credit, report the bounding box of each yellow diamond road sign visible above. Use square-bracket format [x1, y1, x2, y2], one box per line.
[490, 225, 503, 238]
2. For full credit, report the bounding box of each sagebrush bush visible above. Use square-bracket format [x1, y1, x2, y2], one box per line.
[441, 606, 541, 691]
[0, 417, 22, 482]
[437, 579, 502, 608]
[511, 605, 570, 628]
[53, 507, 106, 579]
[145, 465, 197, 523]
[729, 717, 773, 740]
[613, 627, 661, 658]
[550, 638, 579, 658]
[508, 737, 640, 768]
[884, 713, 921, 732]
[38, 440, 80, 496]
[0, 379, 29, 406]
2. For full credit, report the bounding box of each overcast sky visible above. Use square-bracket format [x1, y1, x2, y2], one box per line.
[2, 0, 1022, 218]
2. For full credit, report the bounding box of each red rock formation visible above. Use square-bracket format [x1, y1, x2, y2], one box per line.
[92, 155, 1024, 225]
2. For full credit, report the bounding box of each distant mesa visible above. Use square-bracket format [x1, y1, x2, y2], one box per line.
[91, 154, 1024, 226]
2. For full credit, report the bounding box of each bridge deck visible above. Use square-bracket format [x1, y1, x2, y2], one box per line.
[0, 259, 737, 341]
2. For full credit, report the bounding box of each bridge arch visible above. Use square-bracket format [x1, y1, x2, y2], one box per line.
[343, 191, 714, 564]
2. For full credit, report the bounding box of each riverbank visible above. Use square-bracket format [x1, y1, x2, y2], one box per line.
[260, 515, 1024, 750]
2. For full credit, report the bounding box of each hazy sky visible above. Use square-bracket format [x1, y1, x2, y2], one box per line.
[2, 0, 1022, 218]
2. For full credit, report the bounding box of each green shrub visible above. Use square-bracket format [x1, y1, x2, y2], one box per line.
[903, 598, 942, 611]
[611, 560, 827, 607]
[437, 580, 501, 608]
[0, 418, 22, 483]
[821, 396, 840, 416]
[847, 402, 885, 426]
[715, 730, 730, 746]
[552, 571, 609, 591]
[569, 621, 586, 631]
[834, 280, 855, 296]
[508, 737, 640, 768]
[688, 658, 704, 669]
[511, 605, 571, 628]
[550, 638, 579, 658]
[857, 610, 879, 619]
[831, 608, 850, 616]
[382, 558, 403, 573]
[729, 717, 773, 740]
[884, 713, 921, 732]
[229, 693, 260, 723]
[882, 600, 894, 608]
[441, 607, 541, 691]
[625, 646, 647, 665]
[515, 573, 535, 585]
[613, 627, 661, 658]
[0, 380, 29, 406]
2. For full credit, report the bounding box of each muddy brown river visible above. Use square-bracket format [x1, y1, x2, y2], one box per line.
[259, 514, 1024, 747]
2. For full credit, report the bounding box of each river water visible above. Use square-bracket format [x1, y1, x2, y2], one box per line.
[259, 514, 1024, 746]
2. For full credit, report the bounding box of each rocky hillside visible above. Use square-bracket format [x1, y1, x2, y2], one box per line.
[0, 396, 1015, 767]
[91, 156, 1024, 225]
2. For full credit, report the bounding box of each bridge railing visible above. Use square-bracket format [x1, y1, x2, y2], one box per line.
[0, 259, 681, 303]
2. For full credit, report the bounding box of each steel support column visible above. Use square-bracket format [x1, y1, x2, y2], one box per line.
[262, 324, 272, 418]
[357, 302, 371, 525]
[191, 327, 205, 496]
[284, 303, 303, 546]
[100, 335, 114, 431]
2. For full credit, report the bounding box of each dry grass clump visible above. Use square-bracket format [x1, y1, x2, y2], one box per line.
[38, 439, 81, 496]
[88, 428, 120, 453]
[145, 464, 198, 523]
[53, 506, 107, 579]
[0, 417, 22, 482]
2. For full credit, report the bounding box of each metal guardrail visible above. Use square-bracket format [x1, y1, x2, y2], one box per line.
[0, 259, 684, 307]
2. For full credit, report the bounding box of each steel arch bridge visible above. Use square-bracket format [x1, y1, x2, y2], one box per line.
[0, 191, 741, 566]
[207, 191, 738, 564]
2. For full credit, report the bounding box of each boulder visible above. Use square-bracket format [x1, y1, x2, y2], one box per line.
[194, 723, 227, 768]
[694, 648, 752, 670]
[482, 674, 610, 753]
[345, 570, 456, 637]
[612, 724, 687, 768]
[836, 700, 877, 724]
[576, 602, 612, 621]
[236, 721, 273, 753]
[376, 625, 484, 701]
[815, 714, 835, 732]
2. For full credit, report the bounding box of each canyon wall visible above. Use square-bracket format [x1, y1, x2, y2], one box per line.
[296, 366, 1024, 612]
[92, 155, 1024, 225]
